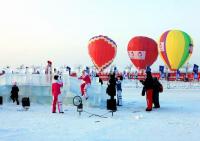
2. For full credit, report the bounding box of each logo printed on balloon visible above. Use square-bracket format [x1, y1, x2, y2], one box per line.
[88, 35, 117, 72]
[159, 42, 165, 52]
[128, 51, 146, 60]
[189, 43, 193, 54]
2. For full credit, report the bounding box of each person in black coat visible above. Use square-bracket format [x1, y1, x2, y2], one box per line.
[140, 71, 154, 111]
[10, 82, 19, 105]
[152, 77, 162, 108]
[107, 73, 116, 99]
[106, 73, 117, 111]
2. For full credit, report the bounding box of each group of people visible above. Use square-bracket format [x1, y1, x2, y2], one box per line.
[106, 70, 163, 112]
[9, 70, 162, 113]
[10, 75, 65, 113]
[140, 71, 163, 111]
[52, 70, 92, 113]
[8, 71, 91, 114]
[106, 73, 123, 107]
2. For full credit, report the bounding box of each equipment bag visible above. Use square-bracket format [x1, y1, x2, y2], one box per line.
[107, 99, 117, 111]
[22, 97, 30, 107]
[0, 96, 3, 105]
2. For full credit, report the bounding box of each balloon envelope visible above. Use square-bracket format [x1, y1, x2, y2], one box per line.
[88, 35, 117, 72]
[159, 30, 193, 71]
[127, 36, 158, 70]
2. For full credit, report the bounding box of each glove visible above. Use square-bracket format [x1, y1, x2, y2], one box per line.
[141, 87, 145, 96]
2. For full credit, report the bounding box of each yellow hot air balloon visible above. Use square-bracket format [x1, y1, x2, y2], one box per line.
[159, 30, 193, 71]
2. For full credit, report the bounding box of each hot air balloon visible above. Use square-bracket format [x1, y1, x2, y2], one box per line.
[127, 36, 158, 70]
[159, 30, 193, 71]
[88, 35, 117, 72]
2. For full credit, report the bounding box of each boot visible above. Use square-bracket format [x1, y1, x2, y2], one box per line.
[146, 108, 152, 111]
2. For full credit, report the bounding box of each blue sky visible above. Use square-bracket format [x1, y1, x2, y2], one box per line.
[0, 0, 199, 70]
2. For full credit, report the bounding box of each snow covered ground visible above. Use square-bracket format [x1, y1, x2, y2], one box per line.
[0, 85, 200, 141]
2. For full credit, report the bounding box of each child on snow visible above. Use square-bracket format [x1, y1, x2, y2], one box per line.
[116, 76, 122, 106]
[10, 82, 19, 105]
[51, 75, 64, 113]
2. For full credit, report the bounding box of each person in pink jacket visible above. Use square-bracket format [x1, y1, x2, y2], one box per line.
[52, 75, 64, 113]
[79, 70, 91, 99]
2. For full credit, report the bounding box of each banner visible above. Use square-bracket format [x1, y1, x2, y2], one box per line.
[176, 69, 180, 79]
[85, 66, 90, 74]
[193, 64, 199, 80]
[146, 66, 151, 72]
[159, 66, 165, 78]
[193, 64, 199, 73]
[159, 66, 164, 73]
[66, 66, 71, 75]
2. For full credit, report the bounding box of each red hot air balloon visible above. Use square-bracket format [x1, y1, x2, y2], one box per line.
[127, 36, 158, 70]
[88, 35, 117, 72]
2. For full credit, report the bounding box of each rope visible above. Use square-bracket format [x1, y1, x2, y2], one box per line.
[83, 110, 111, 118]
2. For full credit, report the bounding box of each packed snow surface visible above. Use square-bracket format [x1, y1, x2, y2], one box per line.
[0, 84, 200, 141]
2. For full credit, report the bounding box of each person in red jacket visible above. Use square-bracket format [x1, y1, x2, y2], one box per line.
[52, 75, 64, 113]
[79, 70, 91, 99]
[140, 71, 154, 111]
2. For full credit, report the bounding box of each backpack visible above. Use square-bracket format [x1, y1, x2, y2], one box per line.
[159, 84, 163, 93]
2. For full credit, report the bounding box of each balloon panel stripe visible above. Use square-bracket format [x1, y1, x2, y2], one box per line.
[166, 30, 185, 70]
[178, 32, 191, 68]
[159, 30, 171, 69]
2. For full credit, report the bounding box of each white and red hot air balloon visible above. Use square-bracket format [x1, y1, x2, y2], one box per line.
[127, 36, 158, 71]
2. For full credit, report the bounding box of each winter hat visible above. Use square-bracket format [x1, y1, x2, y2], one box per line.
[13, 81, 17, 85]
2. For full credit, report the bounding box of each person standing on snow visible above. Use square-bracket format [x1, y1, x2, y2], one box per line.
[140, 71, 154, 111]
[51, 75, 64, 113]
[10, 82, 19, 105]
[106, 73, 116, 100]
[106, 73, 117, 111]
[152, 77, 163, 108]
[116, 76, 122, 106]
[79, 70, 91, 99]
